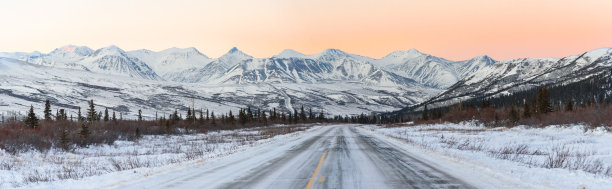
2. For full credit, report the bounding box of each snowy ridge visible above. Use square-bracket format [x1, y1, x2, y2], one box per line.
[415, 47, 612, 109]
[373, 49, 497, 88]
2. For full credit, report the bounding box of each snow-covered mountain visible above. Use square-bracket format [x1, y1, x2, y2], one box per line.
[1, 45, 160, 80]
[165, 47, 254, 83]
[410, 47, 612, 109]
[0, 57, 436, 118]
[0, 45, 502, 116]
[208, 49, 417, 86]
[127, 47, 212, 76]
[372, 49, 497, 88]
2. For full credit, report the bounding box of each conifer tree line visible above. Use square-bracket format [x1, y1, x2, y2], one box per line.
[388, 69, 612, 126]
[16, 99, 334, 131]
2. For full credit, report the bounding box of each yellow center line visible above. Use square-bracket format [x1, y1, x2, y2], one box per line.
[318, 176, 325, 184]
[305, 152, 327, 189]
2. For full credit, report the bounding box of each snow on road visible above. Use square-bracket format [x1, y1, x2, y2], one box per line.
[114, 125, 479, 189]
[362, 122, 612, 189]
[7, 123, 601, 189]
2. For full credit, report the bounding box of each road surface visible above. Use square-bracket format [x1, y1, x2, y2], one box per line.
[116, 125, 474, 189]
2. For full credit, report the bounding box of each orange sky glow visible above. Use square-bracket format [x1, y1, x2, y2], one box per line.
[0, 0, 611, 60]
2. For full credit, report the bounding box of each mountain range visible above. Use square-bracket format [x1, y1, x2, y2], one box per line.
[1, 45, 610, 118]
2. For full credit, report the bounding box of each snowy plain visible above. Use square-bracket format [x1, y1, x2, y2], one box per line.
[360, 122, 612, 188]
[0, 124, 320, 188]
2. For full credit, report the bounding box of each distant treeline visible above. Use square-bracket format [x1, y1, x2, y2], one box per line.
[373, 68, 612, 127]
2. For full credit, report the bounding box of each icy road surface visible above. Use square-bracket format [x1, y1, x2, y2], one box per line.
[115, 125, 474, 189]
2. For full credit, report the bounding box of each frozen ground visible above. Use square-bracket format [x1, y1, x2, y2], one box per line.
[0, 124, 317, 188]
[361, 122, 612, 188]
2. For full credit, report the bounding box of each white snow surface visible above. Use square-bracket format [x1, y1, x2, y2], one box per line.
[0, 125, 321, 188]
[361, 122, 612, 188]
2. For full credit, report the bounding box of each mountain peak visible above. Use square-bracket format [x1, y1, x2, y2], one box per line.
[321, 48, 347, 55]
[228, 47, 241, 54]
[92, 45, 127, 57]
[275, 49, 307, 58]
[50, 45, 93, 56]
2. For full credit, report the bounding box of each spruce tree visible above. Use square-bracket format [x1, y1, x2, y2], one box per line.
[87, 100, 96, 122]
[80, 123, 90, 139]
[228, 110, 235, 124]
[135, 127, 141, 139]
[523, 101, 531, 118]
[294, 109, 299, 123]
[300, 105, 306, 121]
[206, 109, 209, 121]
[138, 109, 143, 121]
[565, 98, 574, 112]
[538, 87, 552, 114]
[247, 107, 253, 122]
[104, 108, 109, 121]
[422, 104, 429, 121]
[25, 105, 39, 128]
[211, 111, 216, 126]
[509, 104, 519, 124]
[261, 110, 267, 125]
[98, 111, 103, 121]
[78, 107, 83, 122]
[112, 111, 117, 121]
[199, 109, 204, 122]
[44, 100, 52, 121]
[59, 129, 70, 150]
[272, 108, 277, 121]
[309, 108, 314, 120]
[187, 108, 192, 122]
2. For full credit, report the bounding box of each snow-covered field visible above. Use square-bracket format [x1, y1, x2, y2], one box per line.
[0, 125, 320, 188]
[361, 122, 612, 188]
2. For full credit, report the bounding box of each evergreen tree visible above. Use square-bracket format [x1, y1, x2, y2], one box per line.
[187, 108, 192, 122]
[261, 111, 267, 125]
[199, 109, 204, 122]
[309, 108, 314, 120]
[206, 109, 209, 121]
[80, 123, 90, 139]
[211, 111, 216, 125]
[288, 112, 292, 124]
[422, 104, 429, 120]
[104, 108, 109, 121]
[294, 109, 299, 123]
[228, 110, 235, 124]
[44, 100, 52, 121]
[57, 109, 67, 121]
[87, 100, 96, 122]
[78, 107, 83, 122]
[25, 105, 39, 128]
[523, 101, 531, 118]
[112, 111, 117, 121]
[281, 112, 286, 122]
[318, 112, 325, 120]
[538, 87, 552, 114]
[509, 104, 519, 124]
[300, 105, 306, 121]
[272, 108, 277, 121]
[239, 109, 247, 126]
[59, 129, 70, 150]
[138, 109, 143, 121]
[172, 110, 179, 121]
[98, 111, 103, 121]
[247, 107, 253, 122]
[565, 98, 574, 112]
[531, 93, 538, 115]
[135, 127, 141, 139]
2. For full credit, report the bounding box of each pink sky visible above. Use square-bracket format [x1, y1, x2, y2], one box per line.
[0, 0, 611, 60]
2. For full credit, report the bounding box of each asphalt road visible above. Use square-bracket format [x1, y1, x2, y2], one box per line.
[116, 125, 474, 189]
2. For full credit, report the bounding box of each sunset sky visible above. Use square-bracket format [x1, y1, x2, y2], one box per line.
[0, 0, 611, 60]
